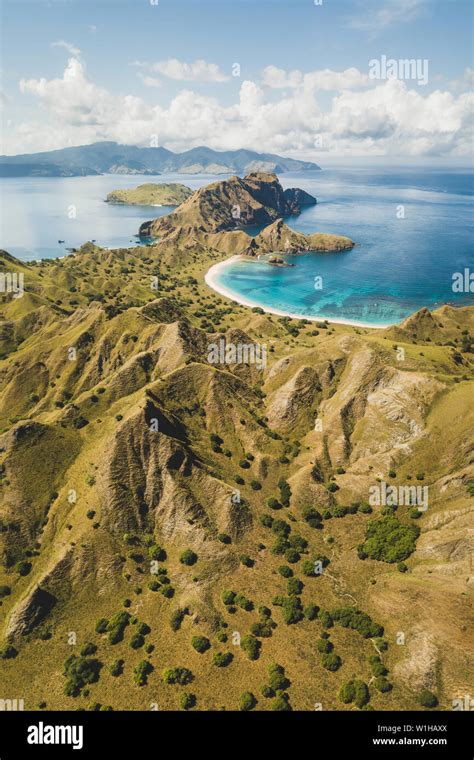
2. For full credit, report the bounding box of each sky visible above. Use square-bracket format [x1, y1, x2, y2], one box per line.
[0, 0, 473, 160]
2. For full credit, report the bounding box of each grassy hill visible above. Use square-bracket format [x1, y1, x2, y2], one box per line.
[0, 198, 472, 712]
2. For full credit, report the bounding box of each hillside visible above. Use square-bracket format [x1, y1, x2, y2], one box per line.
[0, 180, 472, 713]
[106, 183, 193, 206]
[0, 142, 321, 177]
[139, 172, 317, 237]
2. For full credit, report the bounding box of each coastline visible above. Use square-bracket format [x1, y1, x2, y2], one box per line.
[204, 256, 392, 330]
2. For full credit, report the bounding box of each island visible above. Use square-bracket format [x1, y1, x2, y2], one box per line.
[106, 182, 193, 206]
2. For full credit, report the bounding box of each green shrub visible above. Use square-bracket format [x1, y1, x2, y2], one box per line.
[95, 618, 108, 634]
[285, 548, 300, 564]
[278, 565, 293, 578]
[134, 660, 153, 687]
[271, 694, 292, 711]
[130, 633, 144, 650]
[63, 655, 102, 697]
[331, 607, 383, 638]
[170, 609, 185, 631]
[213, 652, 233, 668]
[418, 689, 438, 708]
[0, 644, 18, 660]
[0, 585, 11, 598]
[106, 611, 130, 644]
[234, 593, 253, 611]
[221, 589, 236, 605]
[191, 635, 210, 654]
[180, 692, 196, 710]
[374, 677, 392, 693]
[109, 659, 124, 677]
[317, 638, 333, 654]
[241, 634, 261, 660]
[239, 691, 257, 711]
[321, 652, 341, 671]
[339, 681, 356, 704]
[360, 516, 419, 563]
[304, 603, 319, 621]
[353, 680, 370, 708]
[80, 643, 97, 657]
[239, 554, 253, 567]
[261, 685, 275, 698]
[148, 545, 166, 561]
[162, 666, 193, 685]
[180, 549, 197, 566]
[268, 663, 290, 691]
[272, 519, 291, 537]
[148, 580, 160, 591]
[287, 577, 303, 596]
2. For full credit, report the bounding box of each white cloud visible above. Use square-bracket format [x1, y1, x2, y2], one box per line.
[261, 65, 369, 91]
[5, 56, 472, 159]
[137, 72, 162, 88]
[349, 0, 426, 33]
[51, 40, 82, 57]
[132, 58, 230, 82]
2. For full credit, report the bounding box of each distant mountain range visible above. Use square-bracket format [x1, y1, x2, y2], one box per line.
[0, 142, 321, 177]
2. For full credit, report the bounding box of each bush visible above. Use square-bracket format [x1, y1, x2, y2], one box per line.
[170, 609, 185, 631]
[273, 595, 303, 625]
[360, 516, 419, 563]
[318, 610, 333, 629]
[260, 514, 274, 528]
[239, 554, 253, 567]
[241, 634, 261, 661]
[148, 545, 166, 561]
[250, 621, 272, 638]
[261, 685, 275, 698]
[17, 561, 32, 576]
[250, 480, 262, 491]
[353, 680, 370, 708]
[106, 611, 130, 645]
[162, 666, 193, 685]
[109, 659, 124, 677]
[278, 565, 293, 578]
[317, 638, 333, 654]
[213, 652, 233, 668]
[234, 593, 253, 611]
[191, 635, 210, 654]
[221, 590, 236, 606]
[271, 694, 292, 711]
[95, 618, 108, 634]
[130, 633, 144, 650]
[304, 603, 319, 620]
[374, 677, 392, 693]
[302, 507, 322, 528]
[272, 519, 291, 537]
[148, 580, 160, 591]
[268, 663, 290, 691]
[239, 691, 257, 711]
[339, 681, 356, 704]
[80, 643, 97, 656]
[418, 689, 438, 708]
[180, 692, 196, 710]
[63, 655, 102, 697]
[285, 548, 300, 564]
[287, 577, 303, 596]
[0, 644, 18, 660]
[0, 585, 11, 598]
[278, 479, 291, 507]
[217, 533, 231, 544]
[134, 660, 153, 687]
[180, 549, 197, 566]
[321, 652, 341, 671]
[331, 607, 383, 638]
[397, 562, 408, 573]
[267, 497, 282, 510]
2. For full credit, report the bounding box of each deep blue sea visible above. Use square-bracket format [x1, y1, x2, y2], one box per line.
[216, 167, 474, 326]
[1, 166, 473, 326]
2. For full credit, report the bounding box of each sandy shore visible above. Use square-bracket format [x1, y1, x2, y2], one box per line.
[204, 256, 392, 330]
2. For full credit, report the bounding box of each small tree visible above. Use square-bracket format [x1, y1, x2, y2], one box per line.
[239, 691, 257, 711]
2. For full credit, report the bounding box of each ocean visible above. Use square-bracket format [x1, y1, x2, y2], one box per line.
[1, 166, 473, 326]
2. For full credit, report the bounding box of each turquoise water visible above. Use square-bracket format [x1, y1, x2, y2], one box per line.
[0, 166, 473, 326]
[215, 167, 474, 326]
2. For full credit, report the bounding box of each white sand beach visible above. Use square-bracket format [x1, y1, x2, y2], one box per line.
[204, 256, 392, 330]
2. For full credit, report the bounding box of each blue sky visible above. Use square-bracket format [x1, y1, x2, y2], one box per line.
[1, 0, 473, 158]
